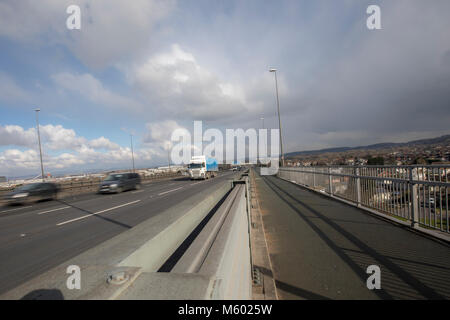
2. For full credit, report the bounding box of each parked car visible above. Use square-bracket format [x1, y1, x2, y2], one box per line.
[4, 182, 59, 205]
[98, 173, 141, 194]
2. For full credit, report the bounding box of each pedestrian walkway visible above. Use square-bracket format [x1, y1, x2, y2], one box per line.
[253, 171, 450, 299]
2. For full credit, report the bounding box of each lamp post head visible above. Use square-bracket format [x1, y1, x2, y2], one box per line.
[34, 108, 40, 112]
[269, 68, 277, 72]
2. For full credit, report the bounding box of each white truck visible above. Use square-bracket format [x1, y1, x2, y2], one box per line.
[188, 155, 218, 180]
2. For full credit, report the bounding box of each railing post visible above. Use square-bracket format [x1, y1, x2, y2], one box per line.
[409, 167, 419, 228]
[328, 167, 333, 195]
[313, 167, 316, 189]
[356, 167, 361, 207]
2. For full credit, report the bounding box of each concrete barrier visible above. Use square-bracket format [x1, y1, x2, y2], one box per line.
[200, 183, 252, 299]
[166, 182, 252, 300]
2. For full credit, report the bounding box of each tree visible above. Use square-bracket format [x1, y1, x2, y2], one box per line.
[413, 157, 427, 165]
[367, 156, 384, 165]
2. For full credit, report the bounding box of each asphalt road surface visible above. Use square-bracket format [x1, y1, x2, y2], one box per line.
[254, 172, 450, 300]
[0, 171, 238, 294]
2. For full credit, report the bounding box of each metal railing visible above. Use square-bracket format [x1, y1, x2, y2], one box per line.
[57, 172, 182, 196]
[278, 165, 450, 235]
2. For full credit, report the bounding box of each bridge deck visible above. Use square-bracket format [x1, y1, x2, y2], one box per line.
[254, 173, 450, 300]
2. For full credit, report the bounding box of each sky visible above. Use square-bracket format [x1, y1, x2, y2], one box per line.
[0, 0, 449, 177]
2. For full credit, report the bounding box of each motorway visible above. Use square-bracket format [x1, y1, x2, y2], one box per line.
[253, 172, 450, 300]
[0, 171, 238, 295]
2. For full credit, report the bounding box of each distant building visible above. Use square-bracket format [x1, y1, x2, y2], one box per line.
[346, 159, 355, 165]
[0, 176, 6, 183]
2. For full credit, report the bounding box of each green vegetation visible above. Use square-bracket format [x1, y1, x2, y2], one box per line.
[367, 156, 385, 165]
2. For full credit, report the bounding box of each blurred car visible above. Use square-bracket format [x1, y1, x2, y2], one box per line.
[4, 182, 59, 205]
[98, 173, 141, 194]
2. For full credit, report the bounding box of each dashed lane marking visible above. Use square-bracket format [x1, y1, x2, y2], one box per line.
[0, 206, 33, 214]
[37, 206, 70, 215]
[56, 200, 141, 226]
[158, 187, 183, 196]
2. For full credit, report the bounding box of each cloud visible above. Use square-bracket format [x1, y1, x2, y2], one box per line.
[0, 124, 120, 152]
[51, 153, 86, 169]
[131, 44, 250, 120]
[39, 125, 87, 151]
[142, 120, 187, 164]
[0, 149, 39, 170]
[88, 137, 120, 150]
[0, 73, 30, 103]
[0, 0, 175, 68]
[0, 125, 36, 148]
[0, 144, 147, 175]
[292, 1, 450, 142]
[0, 123, 161, 175]
[143, 120, 184, 145]
[51, 72, 142, 111]
[1, 0, 450, 166]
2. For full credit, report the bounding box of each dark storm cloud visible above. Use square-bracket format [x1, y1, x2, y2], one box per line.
[266, 0, 450, 150]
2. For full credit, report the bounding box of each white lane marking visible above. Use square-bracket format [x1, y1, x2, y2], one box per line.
[158, 187, 183, 196]
[190, 181, 202, 186]
[0, 206, 33, 214]
[37, 206, 70, 215]
[131, 190, 144, 194]
[56, 200, 141, 226]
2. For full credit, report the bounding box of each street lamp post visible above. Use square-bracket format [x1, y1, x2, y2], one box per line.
[130, 134, 135, 173]
[168, 147, 171, 170]
[34, 108, 45, 181]
[259, 117, 265, 166]
[269, 68, 285, 167]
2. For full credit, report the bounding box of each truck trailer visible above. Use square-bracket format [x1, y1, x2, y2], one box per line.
[188, 155, 218, 180]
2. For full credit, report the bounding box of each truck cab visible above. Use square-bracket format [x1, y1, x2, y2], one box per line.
[188, 155, 218, 180]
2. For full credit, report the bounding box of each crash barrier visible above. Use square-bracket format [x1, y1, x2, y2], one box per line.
[0, 174, 253, 300]
[0, 172, 183, 201]
[170, 182, 251, 299]
[58, 172, 183, 196]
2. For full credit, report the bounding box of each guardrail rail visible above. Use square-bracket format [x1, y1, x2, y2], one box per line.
[0, 171, 183, 201]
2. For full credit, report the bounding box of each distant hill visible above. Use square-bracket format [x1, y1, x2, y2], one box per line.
[285, 134, 450, 157]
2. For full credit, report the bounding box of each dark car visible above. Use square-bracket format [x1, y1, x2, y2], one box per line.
[98, 173, 141, 194]
[4, 182, 59, 205]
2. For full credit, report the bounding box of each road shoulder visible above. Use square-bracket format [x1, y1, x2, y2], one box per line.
[249, 169, 277, 300]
